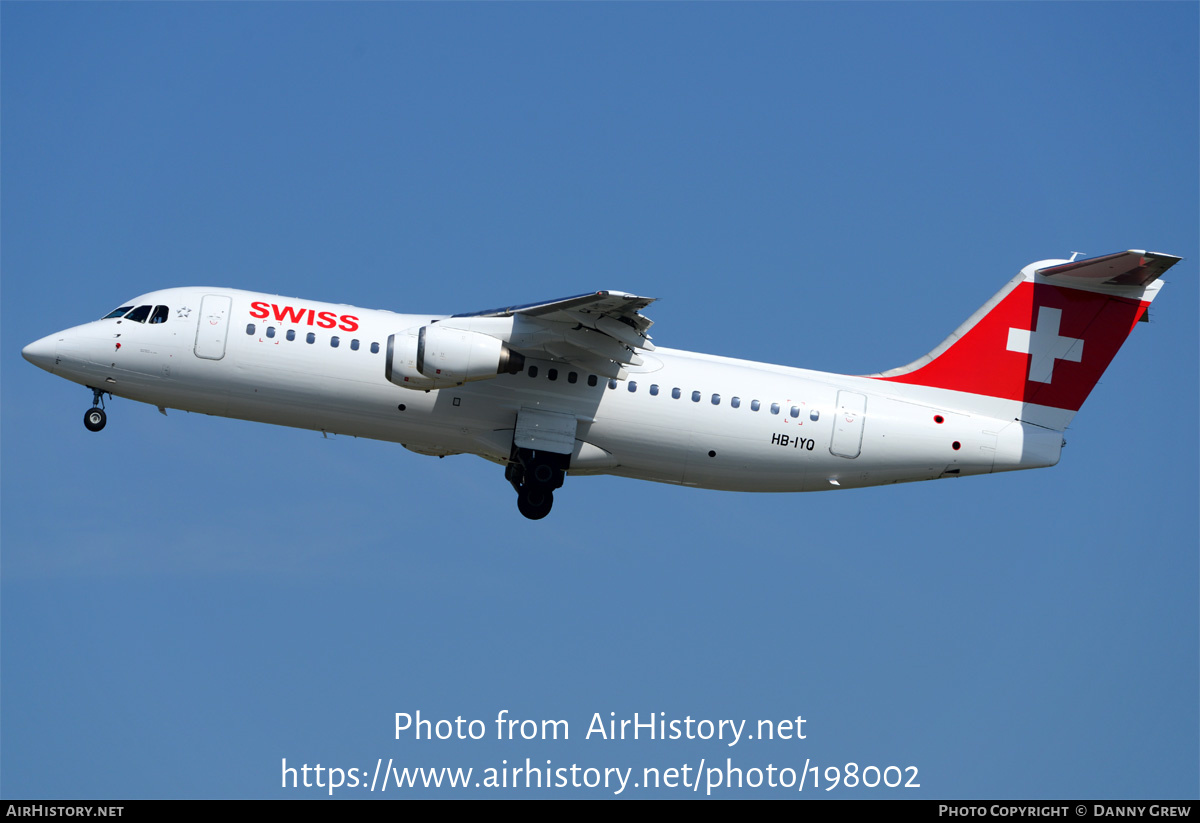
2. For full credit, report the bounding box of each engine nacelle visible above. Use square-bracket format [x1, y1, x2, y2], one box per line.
[386, 325, 524, 390]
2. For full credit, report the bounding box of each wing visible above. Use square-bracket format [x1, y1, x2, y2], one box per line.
[450, 291, 656, 380]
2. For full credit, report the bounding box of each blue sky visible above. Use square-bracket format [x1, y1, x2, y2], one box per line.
[2, 2, 1196, 798]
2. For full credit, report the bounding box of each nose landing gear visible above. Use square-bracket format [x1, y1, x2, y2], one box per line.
[83, 387, 109, 432]
[506, 447, 568, 520]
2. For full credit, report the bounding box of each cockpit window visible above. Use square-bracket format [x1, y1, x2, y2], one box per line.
[103, 306, 134, 319]
[124, 305, 152, 323]
[149, 306, 169, 324]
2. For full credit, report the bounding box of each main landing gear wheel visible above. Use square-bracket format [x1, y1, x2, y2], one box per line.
[508, 447, 569, 520]
[84, 407, 107, 432]
[517, 487, 554, 521]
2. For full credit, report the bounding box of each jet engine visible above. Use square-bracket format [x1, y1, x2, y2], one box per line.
[386, 325, 525, 390]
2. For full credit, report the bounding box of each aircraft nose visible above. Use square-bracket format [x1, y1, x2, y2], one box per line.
[22, 334, 58, 373]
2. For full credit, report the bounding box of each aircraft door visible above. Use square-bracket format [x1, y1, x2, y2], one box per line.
[829, 390, 867, 459]
[193, 294, 232, 360]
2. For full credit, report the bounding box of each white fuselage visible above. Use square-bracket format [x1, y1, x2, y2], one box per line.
[23, 286, 1064, 494]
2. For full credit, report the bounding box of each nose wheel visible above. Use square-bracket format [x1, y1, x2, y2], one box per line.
[84, 407, 107, 432]
[83, 387, 109, 432]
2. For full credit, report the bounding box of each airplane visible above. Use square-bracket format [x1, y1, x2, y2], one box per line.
[22, 249, 1181, 520]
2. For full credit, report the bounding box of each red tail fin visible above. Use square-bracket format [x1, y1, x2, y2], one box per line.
[872, 250, 1179, 421]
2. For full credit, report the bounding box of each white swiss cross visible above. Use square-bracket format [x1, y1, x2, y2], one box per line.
[1006, 306, 1083, 384]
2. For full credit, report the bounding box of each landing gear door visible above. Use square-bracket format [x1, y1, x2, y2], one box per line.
[514, 408, 578, 455]
[829, 390, 867, 459]
[194, 294, 232, 361]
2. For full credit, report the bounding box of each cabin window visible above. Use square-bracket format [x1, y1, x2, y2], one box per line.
[266, 327, 275, 339]
[351, 339, 360, 351]
[771, 403, 780, 415]
[529, 366, 539, 378]
[751, 400, 761, 411]
[731, 397, 741, 408]
[711, 394, 720, 405]
[587, 374, 597, 387]
[287, 329, 296, 342]
[608, 379, 618, 390]
[246, 323, 255, 335]
[650, 384, 659, 396]
[790, 406, 799, 418]
[149, 306, 169, 324]
[331, 336, 340, 348]
[568, 372, 577, 384]
[628, 381, 637, 393]
[672, 387, 681, 399]
[691, 391, 701, 402]
[306, 332, 315, 344]
[371, 342, 380, 354]
[810, 409, 820, 421]
[548, 368, 558, 381]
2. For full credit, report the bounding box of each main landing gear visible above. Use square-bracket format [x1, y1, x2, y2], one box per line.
[506, 447, 569, 521]
[83, 387, 108, 432]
